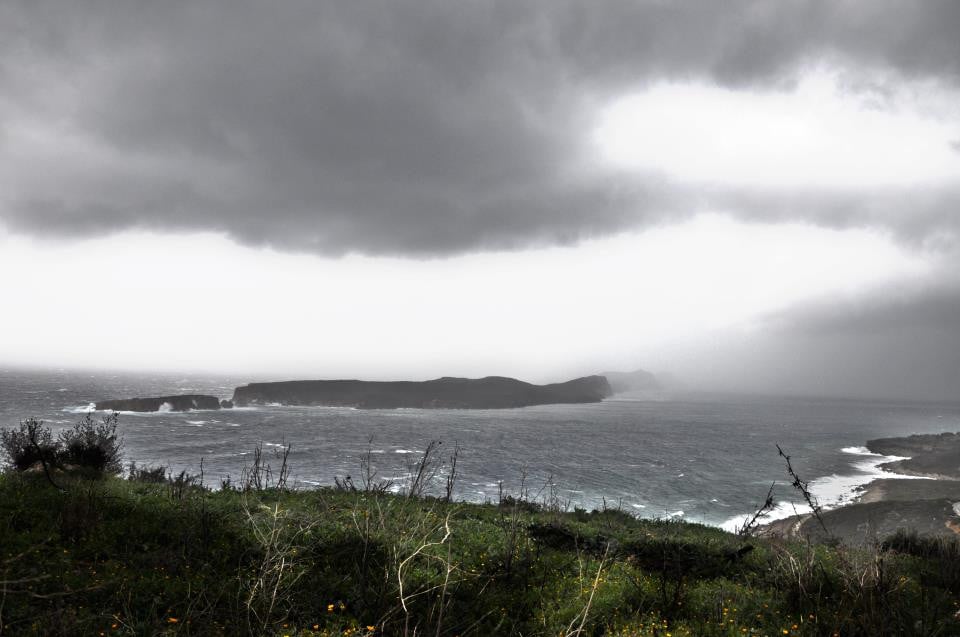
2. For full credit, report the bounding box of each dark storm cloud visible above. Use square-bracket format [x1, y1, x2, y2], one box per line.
[718, 186, 960, 251]
[719, 268, 960, 401]
[712, 324, 960, 402]
[2, 0, 960, 255]
[768, 279, 960, 337]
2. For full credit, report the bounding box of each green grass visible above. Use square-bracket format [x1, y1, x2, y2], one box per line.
[1, 473, 959, 636]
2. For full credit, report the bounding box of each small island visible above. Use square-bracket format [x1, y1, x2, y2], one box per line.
[232, 375, 613, 409]
[95, 394, 222, 412]
[601, 368, 662, 394]
[93, 375, 614, 412]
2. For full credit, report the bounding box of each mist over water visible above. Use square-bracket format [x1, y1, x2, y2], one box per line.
[3, 368, 960, 528]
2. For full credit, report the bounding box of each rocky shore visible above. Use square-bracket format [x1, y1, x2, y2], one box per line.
[760, 433, 960, 545]
[869, 432, 960, 479]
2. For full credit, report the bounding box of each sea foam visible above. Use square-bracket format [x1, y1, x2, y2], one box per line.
[62, 403, 96, 414]
[720, 446, 930, 533]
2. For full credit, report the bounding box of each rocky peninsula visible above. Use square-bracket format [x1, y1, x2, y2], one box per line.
[762, 431, 960, 545]
[232, 375, 613, 409]
[868, 432, 960, 479]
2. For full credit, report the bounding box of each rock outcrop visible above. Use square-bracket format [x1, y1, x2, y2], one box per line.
[232, 375, 613, 409]
[95, 395, 222, 412]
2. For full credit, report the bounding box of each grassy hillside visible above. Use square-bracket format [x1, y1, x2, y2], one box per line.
[2, 469, 960, 636]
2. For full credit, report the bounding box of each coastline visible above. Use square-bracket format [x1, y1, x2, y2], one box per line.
[758, 433, 960, 544]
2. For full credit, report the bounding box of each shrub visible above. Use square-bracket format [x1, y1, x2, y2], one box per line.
[57, 412, 123, 475]
[127, 461, 168, 483]
[882, 529, 960, 593]
[0, 413, 123, 477]
[0, 418, 59, 471]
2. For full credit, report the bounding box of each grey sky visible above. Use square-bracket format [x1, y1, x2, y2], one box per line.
[2, 0, 960, 254]
[2, 1, 960, 399]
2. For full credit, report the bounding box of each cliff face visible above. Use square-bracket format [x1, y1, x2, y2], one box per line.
[232, 375, 613, 409]
[95, 395, 222, 412]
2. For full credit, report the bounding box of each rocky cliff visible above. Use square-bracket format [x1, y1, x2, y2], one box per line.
[95, 395, 222, 412]
[232, 375, 612, 409]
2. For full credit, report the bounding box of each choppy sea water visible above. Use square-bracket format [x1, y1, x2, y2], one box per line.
[2, 367, 960, 529]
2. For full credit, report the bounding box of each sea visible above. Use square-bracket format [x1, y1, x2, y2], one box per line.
[3, 367, 959, 531]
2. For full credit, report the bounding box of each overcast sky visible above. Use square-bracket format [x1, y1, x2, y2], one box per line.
[2, 0, 960, 400]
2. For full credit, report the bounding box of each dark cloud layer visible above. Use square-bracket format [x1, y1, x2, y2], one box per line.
[721, 269, 960, 400]
[2, 0, 960, 255]
[771, 280, 960, 338]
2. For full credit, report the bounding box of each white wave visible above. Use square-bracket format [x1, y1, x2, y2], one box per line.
[92, 408, 221, 417]
[302, 404, 358, 411]
[720, 500, 811, 533]
[720, 447, 930, 533]
[667, 510, 684, 518]
[186, 420, 207, 426]
[394, 449, 415, 454]
[157, 402, 174, 413]
[631, 503, 647, 509]
[61, 403, 96, 413]
[841, 446, 879, 456]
